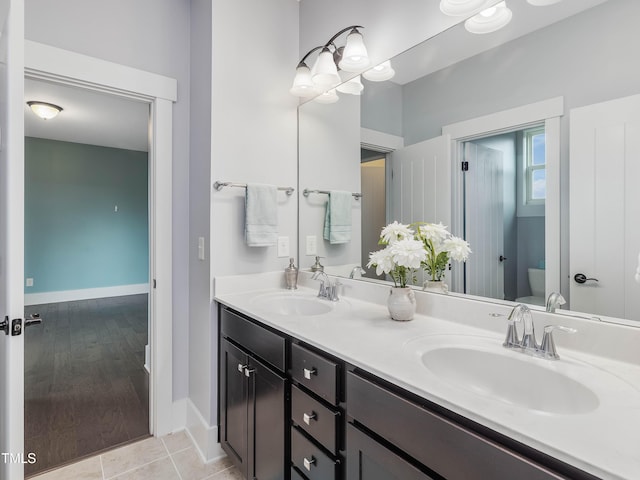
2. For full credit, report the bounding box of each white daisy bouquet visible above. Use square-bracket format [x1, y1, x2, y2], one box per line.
[415, 222, 471, 282]
[367, 221, 427, 288]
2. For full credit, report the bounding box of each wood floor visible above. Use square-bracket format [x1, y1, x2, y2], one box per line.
[24, 294, 150, 477]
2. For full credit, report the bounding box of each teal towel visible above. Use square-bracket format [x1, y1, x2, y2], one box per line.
[323, 190, 352, 244]
[245, 183, 278, 247]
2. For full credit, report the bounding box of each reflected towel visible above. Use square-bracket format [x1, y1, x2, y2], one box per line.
[245, 183, 278, 247]
[323, 190, 352, 244]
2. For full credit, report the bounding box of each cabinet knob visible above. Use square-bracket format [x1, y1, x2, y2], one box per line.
[237, 363, 248, 374]
[244, 367, 256, 377]
[303, 456, 316, 471]
[303, 367, 317, 380]
[303, 412, 317, 425]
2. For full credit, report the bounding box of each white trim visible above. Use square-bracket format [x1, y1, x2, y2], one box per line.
[445, 97, 563, 299]
[360, 127, 404, 152]
[24, 283, 149, 305]
[24, 41, 177, 102]
[25, 45, 175, 440]
[185, 398, 226, 463]
[442, 97, 564, 140]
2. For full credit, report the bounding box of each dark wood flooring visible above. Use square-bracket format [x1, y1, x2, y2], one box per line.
[24, 294, 150, 477]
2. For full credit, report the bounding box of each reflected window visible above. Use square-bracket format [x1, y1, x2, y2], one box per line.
[524, 126, 546, 204]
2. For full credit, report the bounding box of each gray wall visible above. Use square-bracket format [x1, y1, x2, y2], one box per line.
[25, 0, 192, 400]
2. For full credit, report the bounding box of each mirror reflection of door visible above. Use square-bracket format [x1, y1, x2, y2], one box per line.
[360, 151, 386, 279]
[462, 125, 546, 304]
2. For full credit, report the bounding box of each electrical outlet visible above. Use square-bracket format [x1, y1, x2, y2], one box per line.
[306, 235, 317, 256]
[277, 236, 290, 258]
[26, 278, 34, 287]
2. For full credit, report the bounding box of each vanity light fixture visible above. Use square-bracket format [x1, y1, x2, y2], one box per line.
[440, 0, 494, 17]
[290, 25, 371, 99]
[26, 101, 63, 120]
[464, 1, 513, 34]
[362, 60, 396, 82]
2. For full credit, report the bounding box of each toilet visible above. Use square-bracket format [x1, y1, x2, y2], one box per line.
[515, 267, 545, 306]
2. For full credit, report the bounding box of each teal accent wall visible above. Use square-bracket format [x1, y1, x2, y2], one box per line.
[25, 137, 149, 293]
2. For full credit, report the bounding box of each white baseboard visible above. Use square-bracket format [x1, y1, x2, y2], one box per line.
[24, 283, 150, 306]
[185, 398, 225, 463]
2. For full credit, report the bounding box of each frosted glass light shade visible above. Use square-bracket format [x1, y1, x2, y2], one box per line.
[290, 64, 318, 97]
[440, 0, 493, 16]
[314, 89, 339, 104]
[338, 29, 370, 72]
[27, 101, 62, 120]
[526, 0, 562, 5]
[362, 60, 395, 82]
[312, 48, 341, 87]
[336, 75, 364, 95]
[465, 1, 512, 34]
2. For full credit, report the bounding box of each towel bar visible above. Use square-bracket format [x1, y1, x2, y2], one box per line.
[303, 188, 362, 200]
[213, 181, 294, 196]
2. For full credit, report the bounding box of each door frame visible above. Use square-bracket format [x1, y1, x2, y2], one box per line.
[443, 97, 563, 300]
[25, 40, 177, 437]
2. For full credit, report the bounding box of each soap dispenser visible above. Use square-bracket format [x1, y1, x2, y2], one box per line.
[285, 258, 298, 290]
[310, 256, 324, 273]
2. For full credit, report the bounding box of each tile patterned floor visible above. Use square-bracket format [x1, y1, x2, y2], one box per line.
[29, 431, 241, 480]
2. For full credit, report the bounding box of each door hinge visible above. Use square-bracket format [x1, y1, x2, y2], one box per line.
[153, 279, 157, 289]
[1, 316, 22, 336]
[462, 161, 469, 171]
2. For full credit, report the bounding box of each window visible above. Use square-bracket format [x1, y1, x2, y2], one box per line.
[524, 126, 546, 204]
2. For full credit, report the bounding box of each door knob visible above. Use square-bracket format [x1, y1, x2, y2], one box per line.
[499, 255, 508, 262]
[574, 273, 599, 284]
[25, 313, 43, 327]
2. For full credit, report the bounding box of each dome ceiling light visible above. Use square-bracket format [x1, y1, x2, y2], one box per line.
[26, 101, 63, 120]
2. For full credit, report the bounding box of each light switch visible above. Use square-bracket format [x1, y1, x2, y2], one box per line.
[306, 235, 317, 256]
[26, 278, 34, 287]
[277, 236, 290, 258]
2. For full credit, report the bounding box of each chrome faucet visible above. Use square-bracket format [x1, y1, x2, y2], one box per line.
[503, 303, 576, 359]
[545, 292, 566, 313]
[312, 271, 340, 301]
[349, 266, 366, 279]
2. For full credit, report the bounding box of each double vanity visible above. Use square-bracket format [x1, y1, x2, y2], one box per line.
[215, 271, 640, 480]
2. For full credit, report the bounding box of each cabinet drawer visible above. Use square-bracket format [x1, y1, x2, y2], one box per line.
[291, 343, 339, 404]
[347, 372, 564, 480]
[221, 307, 286, 371]
[292, 384, 340, 454]
[291, 427, 338, 480]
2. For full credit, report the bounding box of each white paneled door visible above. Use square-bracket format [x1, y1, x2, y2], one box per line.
[570, 94, 640, 321]
[0, 0, 25, 479]
[463, 143, 504, 300]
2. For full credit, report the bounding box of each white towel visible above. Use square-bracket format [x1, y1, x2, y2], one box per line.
[245, 183, 278, 247]
[323, 190, 352, 244]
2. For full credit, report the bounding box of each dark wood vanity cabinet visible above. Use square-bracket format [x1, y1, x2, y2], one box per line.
[219, 308, 287, 480]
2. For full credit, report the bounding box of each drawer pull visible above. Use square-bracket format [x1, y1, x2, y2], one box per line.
[303, 412, 317, 425]
[244, 367, 256, 377]
[303, 456, 316, 471]
[303, 367, 317, 380]
[237, 363, 248, 374]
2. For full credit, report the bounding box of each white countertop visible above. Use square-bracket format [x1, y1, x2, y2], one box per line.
[214, 271, 640, 480]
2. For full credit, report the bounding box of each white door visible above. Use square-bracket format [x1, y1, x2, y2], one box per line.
[570, 94, 640, 320]
[0, 0, 25, 478]
[387, 135, 451, 286]
[463, 142, 504, 300]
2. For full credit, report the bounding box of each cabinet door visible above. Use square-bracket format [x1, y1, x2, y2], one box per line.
[347, 424, 436, 480]
[248, 355, 287, 480]
[220, 338, 249, 477]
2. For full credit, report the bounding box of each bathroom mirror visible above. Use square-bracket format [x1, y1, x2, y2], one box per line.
[298, 0, 640, 324]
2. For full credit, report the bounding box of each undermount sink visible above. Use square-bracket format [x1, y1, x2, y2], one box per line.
[250, 292, 334, 316]
[408, 336, 600, 415]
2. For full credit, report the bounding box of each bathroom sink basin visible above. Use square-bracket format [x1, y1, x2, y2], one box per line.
[250, 292, 333, 316]
[407, 336, 600, 414]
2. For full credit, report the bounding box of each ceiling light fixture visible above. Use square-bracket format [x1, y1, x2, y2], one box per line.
[440, 0, 494, 17]
[27, 101, 63, 120]
[290, 25, 371, 100]
[464, 1, 513, 34]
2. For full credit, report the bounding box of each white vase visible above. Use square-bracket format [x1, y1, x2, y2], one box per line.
[423, 280, 448, 294]
[387, 287, 416, 321]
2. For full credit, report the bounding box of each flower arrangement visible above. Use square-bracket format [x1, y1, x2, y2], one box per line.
[415, 222, 471, 281]
[368, 221, 471, 287]
[366, 221, 426, 288]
